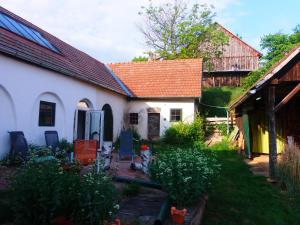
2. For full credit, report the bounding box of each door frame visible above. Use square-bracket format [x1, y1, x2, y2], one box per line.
[74, 109, 104, 150]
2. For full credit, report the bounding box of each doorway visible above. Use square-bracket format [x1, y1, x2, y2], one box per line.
[76, 110, 86, 139]
[74, 100, 103, 144]
[148, 113, 160, 139]
[102, 104, 113, 142]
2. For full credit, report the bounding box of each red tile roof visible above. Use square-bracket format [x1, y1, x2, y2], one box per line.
[108, 59, 202, 98]
[0, 6, 128, 96]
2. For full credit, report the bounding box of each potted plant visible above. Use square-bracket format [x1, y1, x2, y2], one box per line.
[104, 219, 121, 225]
[52, 216, 73, 225]
[171, 207, 187, 224]
[150, 148, 220, 224]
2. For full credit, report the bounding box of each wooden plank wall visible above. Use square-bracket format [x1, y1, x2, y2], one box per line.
[279, 60, 300, 82]
[205, 56, 259, 72]
[203, 71, 249, 87]
[203, 24, 260, 73]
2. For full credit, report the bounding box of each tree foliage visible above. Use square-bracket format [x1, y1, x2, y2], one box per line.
[242, 25, 300, 90]
[132, 56, 148, 62]
[138, 0, 228, 61]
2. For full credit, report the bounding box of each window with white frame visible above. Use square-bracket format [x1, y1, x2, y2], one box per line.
[170, 109, 182, 122]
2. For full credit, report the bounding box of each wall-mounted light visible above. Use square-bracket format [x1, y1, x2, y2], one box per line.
[256, 96, 262, 101]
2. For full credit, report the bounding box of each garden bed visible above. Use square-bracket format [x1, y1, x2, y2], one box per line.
[116, 185, 167, 225]
[0, 166, 17, 190]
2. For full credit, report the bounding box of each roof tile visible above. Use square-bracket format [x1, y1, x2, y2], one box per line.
[0, 6, 128, 95]
[108, 59, 202, 98]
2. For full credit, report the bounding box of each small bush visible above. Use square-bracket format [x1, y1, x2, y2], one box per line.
[150, 148, 220, 207]
[10, 160, 63, 225]
[163, 116, 205, 146]
[72, 170, 119, 225]
[58, 139, 74, 153]
[10, 159, 118, 225]
[216, 123, 228, 136]
[208, 138, 236, 151]
[277, 143, 300, 193]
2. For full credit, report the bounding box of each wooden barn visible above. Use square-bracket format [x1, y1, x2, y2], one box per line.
[203, 24, 262, 87]
[230, 45, 300, 177]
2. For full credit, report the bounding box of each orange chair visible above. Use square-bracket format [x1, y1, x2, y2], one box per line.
[74, 140, 97, 165]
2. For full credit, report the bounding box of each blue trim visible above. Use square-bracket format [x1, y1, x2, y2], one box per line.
[105, 65, 133, 97]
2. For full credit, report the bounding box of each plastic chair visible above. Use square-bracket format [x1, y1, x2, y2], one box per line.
[8, 131, 28, 161]
[119, 130, 134, 161]
[45, 131, 59, 152]
[74, 140, 97, 165]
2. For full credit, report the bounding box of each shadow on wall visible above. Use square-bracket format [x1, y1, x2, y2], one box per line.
[0, 85, 17, 158]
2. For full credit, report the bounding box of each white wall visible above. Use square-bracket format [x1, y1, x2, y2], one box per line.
[126, 99, 196, 139]
[0, 54, 127, 158]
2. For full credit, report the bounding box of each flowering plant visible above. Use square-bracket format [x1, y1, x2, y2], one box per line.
[150, 148, 220, 207]
[10, 157, 119, 225]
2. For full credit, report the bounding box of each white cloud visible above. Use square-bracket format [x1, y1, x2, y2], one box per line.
[0, 0, 240, 62]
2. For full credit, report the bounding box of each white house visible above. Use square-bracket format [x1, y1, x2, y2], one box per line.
[108, 60, 202, 139]
[0, 6, 202, 158]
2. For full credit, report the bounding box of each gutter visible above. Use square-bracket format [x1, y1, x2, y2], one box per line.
[105, 64, 133, 97]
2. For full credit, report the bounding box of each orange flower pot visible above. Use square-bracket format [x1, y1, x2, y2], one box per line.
[140, 144, 149, 151]
[171, 207, 187, 224]
[104, 219, 121, 225]
[52, 216, 72, 225]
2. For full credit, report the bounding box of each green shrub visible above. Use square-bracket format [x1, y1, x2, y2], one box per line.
[0, 190, 14, 223]
[208, 138, 236, 151]
[150, 148, 220, 207]
[163, 116, 205, 146]
[10, 160, 63, 225]
[58, 139, 74, 153]
[72, 170, 119, 225]
[10, 159, 118, 225]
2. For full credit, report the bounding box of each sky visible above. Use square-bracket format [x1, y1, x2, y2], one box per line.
[0, 0, 299, 63]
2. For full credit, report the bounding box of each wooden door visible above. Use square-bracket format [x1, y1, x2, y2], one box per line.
[148, 113, 160, 139]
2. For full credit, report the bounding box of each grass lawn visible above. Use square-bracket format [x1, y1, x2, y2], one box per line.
[202, 148, 300, 225]
[200, 86, 243, 117]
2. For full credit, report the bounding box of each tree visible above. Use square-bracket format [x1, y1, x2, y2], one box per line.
[138, 0, 228, 61]
[242, 25, 300, 90]
[132, 56, 148, 62]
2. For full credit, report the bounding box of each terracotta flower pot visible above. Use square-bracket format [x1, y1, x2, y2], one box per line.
[140, 144, 149, 151]
[52, 216, 72, 225]
[171, 207, 187, 224]
[104, 219, 121, 225]
[63, 164, 71, 172]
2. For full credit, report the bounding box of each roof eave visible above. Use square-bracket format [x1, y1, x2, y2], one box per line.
[230, 46, 300, 110]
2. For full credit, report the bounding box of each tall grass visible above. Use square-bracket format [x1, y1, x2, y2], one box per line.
[277, 143, 300, 193]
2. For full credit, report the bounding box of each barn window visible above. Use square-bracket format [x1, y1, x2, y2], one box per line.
[129, 113, 138, 125]
[170, 109, 182, 122]
[39, 101, 56, 126]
